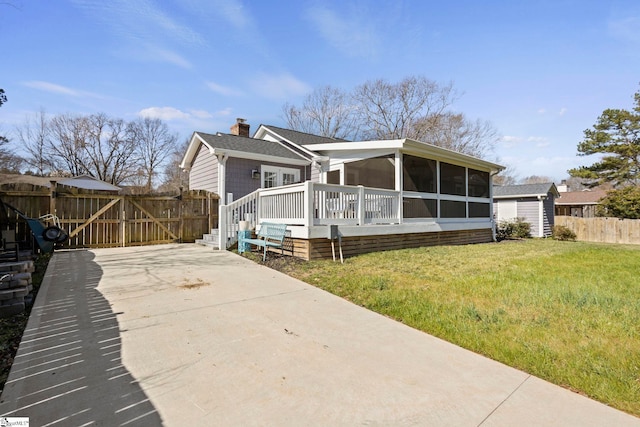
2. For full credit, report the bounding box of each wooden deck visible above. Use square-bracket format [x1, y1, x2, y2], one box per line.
[221, 182, 496, 260]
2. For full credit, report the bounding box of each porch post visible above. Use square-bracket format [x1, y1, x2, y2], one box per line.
[218, 154, 228, 203]
[303, 180, 314, 227]
[218, 203, 226, 250]
[357, 185, 365, 226]
[395, 151, 403, 224]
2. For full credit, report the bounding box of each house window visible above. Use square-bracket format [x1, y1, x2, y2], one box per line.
[261, 165, 300, 188]
[263, 170, 278, 188]
[440, 162, 466, 196]
[345, 155, 395, 190]
[468, 169, 489, 198]
[282, 172, 296, 186]
[402, 155, 436, 193]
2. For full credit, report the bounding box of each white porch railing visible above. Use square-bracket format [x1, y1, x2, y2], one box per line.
[219, 182, 403, 249]
[218, 190, 259, 248]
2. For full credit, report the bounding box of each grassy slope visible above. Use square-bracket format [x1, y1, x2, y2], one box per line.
[268, 240, 640, 416]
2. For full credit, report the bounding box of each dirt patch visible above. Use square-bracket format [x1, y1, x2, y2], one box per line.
[178, 278, 210, 289]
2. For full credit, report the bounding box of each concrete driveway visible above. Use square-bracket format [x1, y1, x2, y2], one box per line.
[0, 244, 638, 426]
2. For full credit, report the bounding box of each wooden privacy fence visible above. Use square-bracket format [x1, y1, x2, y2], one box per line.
[556, 215, 640, 245]
[1, 184, 218, 249]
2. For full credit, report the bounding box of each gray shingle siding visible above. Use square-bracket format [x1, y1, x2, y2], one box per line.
[224, 158, 310, 201]
[189, 145, 218, 193]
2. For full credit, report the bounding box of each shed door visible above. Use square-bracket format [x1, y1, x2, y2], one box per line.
[497, 200, 517, 221]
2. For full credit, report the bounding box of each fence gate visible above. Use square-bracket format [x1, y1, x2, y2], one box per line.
[1, 186, 218, 250]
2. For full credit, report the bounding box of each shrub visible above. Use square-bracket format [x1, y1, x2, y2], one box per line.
[552, 225, 577, 241]
[496, 218, 531, 240]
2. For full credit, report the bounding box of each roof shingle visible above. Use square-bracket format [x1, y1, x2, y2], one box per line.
[493, 183, 557, 198]
[195, 131, 306, 161]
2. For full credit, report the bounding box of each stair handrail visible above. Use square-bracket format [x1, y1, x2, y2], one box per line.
[219, 190, 260, 249]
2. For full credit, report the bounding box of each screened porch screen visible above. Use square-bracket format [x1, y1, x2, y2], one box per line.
[345, 155, 395, 190]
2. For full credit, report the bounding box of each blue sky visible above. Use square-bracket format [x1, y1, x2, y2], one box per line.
[2, 0, 639, 182]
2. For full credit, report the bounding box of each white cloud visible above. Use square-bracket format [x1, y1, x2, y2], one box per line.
[152, 48, 192, 69]
[138, 107, 191, 121]
[190, 109, 213, 119]
[211, 0, 249, 29]
[527, 136, 547, 143]
[250, 73, 312, 100]
[23, 81, 80, 96]
[537, 108, 546, 114]
[305, 5, 378, 58]
[502, 135, 522, 143]
[73, 0, 204, 46]
[559, 107, 567, 116]
[214, 107, 233, 117]
[22, 81, 103, 99]
[206, 81, 244, 97]
[502, 135, 549, 149]
[137, 106, 228, 126]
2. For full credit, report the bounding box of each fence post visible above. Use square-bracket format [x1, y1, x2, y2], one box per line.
[121, 208, 126, 247]
[49, 180, 57, 216]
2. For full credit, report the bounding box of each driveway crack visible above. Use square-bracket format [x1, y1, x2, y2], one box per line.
[477, 374, 531, 426]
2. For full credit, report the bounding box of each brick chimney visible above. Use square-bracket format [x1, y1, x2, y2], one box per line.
[230, 118, 250, 137]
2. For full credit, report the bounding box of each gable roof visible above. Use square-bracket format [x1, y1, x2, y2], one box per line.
[304, 138, 504, 173]
[182, 123, 504, 173]
[555, 189, 607, 205]
[180, 131, 310, 169]
[493, 183, 559, 199]
[256, 125, 349, 145]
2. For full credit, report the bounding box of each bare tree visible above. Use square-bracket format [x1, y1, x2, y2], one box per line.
[282, 86, 359, 140]
[0, 135, 23, 172]
[158, 138, 190, 193]
[85, 114, 137, 185]
[17, 111, 178, 188]
[47, 113, 137, 184]
[14, 108, 52, 175]
[48, 113, 92, 177]
[283, 76, 499, 159]
[520, 175, 555, 184]
[411, 112, 498, 158]
[0, 88, 21, 172]
[129, 117, 178, 191]
[493, 164, 519, 186]
[352, 76, 456, 140]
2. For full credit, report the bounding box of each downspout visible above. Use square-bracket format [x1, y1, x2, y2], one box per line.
[312, 156, 328, 183]
[490, 170, 499, 241]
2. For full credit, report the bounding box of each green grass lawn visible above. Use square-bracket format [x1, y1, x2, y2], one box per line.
[269, 239, 640, 416]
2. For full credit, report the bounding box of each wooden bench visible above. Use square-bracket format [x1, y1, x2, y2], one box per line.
[240, 222, 288, 261]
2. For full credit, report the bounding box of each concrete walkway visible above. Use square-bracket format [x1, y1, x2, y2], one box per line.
[0, 244, 638, 426]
